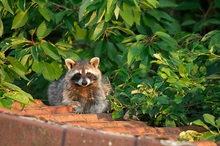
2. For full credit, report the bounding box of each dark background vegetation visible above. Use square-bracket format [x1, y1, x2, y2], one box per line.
[0, 0, 220, 142]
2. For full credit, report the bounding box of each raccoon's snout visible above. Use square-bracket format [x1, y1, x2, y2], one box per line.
[81, 79, 88, 86]
[79, 77, 90, 87]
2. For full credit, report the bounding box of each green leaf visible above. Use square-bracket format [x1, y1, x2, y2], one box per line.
[50, 61, 62, 80]
[158, 0, 177, 8]
[167, 76, 177, 83]
[55, 41, 72, 48]
[85, 11, 98, 27]
[41, 62, 61, 81]
[132, 0, 141, 12]
[179, 64, 188, 78]
[106, 42, 117, 61]
[7, 57, 27, 72]
[165, 119, 176, 127]
[174, 95, 183, 104]
[216, 117, 220, 128]
[17, 0, 26, 12]
[38, 6, 52, 21]
[32, 60, 44, 74]
[200, 131, 216, 141]
[2, 81, 22, 91]
[79, 0, 93, 21]
[92, 41, 104, 57]
[36, 21, 53, 40]
[55, 10, 68, 24]
[127, 42, 145, 66]
[203, 114, 216, 127]
[0, 98, 12, 109]
[155, 31, 177, 48]
[192, 119, 205, 126]
[105, 0, 117, 22]
[157, 96, 169, 104]
[91, 21, 106, 40]
[0, 19, 3, 37]
[161, 67, 171, 76]
[112, 109, 124, 119]
[185, 63, 193, 75]
[154, 82, 163, 90]
[7, 56, 29, 81]
[73, 22, 87, 40]
[114, 26, 135, 35]
[201, 30, 220, 42]
[0, 67, 14, 83]
[12, 10, 29, 29]
[41, 42, 60, 60]
[120, 2, 134, 27]
[1, 0, 14, 14]
[3, 91, 31, 105]
[34, 0, 47, 7]
[31, 46, 39, 61]
[114, 5, 120, 20]
[158, 72, 167, 79]
[133, 7, 141, 25]
[193, 119, 210, 130]
[147, 0, 159, 8]
[57, 49, 80, 60]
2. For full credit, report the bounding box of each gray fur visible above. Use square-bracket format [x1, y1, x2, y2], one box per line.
[47, 57, 110, 114]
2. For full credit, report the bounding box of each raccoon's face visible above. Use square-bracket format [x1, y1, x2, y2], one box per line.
[65, 57, 101, 87]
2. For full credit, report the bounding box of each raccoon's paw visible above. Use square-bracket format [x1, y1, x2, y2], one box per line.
[74, 106, 84, 114]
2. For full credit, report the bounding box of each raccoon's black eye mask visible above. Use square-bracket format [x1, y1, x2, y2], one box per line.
[71, 72, 98, 82]
[71, 73, 81, 81]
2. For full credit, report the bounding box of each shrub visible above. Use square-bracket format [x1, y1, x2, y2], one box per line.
[110, 30, 220, 127]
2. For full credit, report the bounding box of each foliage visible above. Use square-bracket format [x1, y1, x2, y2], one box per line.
[0, 0, 85, 105]
[178, 130, 203, 142]
[179, 113, 220, 142]
[160, 0, 220, 34]
[0, 0, 220, 143]
[110, 30, 220, 127]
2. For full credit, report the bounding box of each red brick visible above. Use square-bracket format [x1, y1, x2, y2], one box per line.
[137, 136, 166, 146]
[64, 126, 137, 146]
[0, 107, 15, 114]
[0, 113, 64, 146]
[35, 113, 113, 122]
[19, 106, 73, 115]
[67, 121, 158, 136]
[194, 141, 217, 146]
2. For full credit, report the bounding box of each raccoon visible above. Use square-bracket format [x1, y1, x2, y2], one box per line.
[47, 57, 110, 114]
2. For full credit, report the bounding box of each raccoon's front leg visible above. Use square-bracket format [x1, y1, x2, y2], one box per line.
[62, 100, 83, 114]
[88, 100, 109, 113]
[72, 101, 84, 114]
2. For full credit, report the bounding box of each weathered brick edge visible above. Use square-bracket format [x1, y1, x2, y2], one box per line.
[0, 99, 219, 146]
[0, 113, 194, 146]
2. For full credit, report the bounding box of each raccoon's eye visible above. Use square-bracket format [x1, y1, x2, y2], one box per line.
[71, 73, 81, 81]
[86, 72, 92, 76]
[87, 72, 98, 80]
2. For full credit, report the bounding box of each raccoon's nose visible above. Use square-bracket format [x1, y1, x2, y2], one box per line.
[82, 79, 88, 86]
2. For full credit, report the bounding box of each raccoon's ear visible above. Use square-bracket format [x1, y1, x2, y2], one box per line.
[65, 59, 76, 70]
[90, 57, 100, 68]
